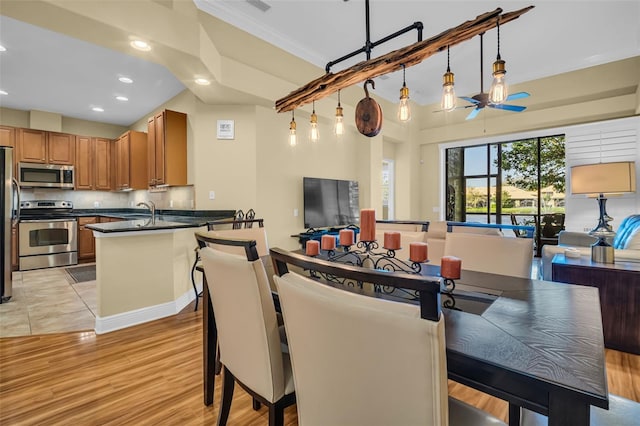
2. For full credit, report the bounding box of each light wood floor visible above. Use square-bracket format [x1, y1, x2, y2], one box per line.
[1, 302, 638, 425]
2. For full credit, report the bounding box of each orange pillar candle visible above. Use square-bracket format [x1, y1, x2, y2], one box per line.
[383, 231, 401, 250]
[359, 209, 376, 242]
[321, 234, 336, 251]
[339, 229, 354, 246]
[306, 240, 320, 256]
[440, 256, 462, 279]
[409, 242, 428, 263]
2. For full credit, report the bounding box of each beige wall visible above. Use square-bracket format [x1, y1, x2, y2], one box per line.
[2, 0, 638, 247]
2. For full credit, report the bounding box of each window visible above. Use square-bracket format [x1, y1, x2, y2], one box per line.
[445, 135, 566, 227]
[382, 159, 394, 220]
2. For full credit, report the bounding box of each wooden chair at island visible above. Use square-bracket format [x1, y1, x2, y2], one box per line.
[273, 262, 506, 425]
[197, 234, 294, 425]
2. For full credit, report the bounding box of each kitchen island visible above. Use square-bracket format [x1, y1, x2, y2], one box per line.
[87, 211, 233, 334]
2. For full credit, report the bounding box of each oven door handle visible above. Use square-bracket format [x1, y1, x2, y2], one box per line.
[19, 218, 77, 223]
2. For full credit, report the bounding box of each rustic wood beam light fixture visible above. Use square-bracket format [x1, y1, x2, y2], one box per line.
[275, 4, 534, 114]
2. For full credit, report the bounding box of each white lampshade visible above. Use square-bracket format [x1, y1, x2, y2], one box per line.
[570, 161, 636, 195]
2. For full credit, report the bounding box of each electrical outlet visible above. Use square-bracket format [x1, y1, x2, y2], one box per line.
[209, 191, 215, 200]
[293, 208, 299, 217]
[93, 201, 100, 208]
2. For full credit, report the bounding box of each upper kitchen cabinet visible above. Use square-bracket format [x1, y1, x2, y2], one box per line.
[115, 130, 148, 191]
[0, 125, 16, 148]
[17, 129, 75, 165]
[147, 110, 187, 187]
[76, 136, 113, 191]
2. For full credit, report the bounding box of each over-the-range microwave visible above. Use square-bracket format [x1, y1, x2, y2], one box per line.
[18, 162, 75, 189]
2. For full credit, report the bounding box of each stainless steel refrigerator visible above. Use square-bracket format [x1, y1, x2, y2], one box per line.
[1, 146, 19, 303]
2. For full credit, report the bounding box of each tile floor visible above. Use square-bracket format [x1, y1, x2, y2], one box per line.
[0, 264, 97, 338]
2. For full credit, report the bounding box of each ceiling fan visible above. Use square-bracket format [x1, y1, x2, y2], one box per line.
[441, 32, 530, 120]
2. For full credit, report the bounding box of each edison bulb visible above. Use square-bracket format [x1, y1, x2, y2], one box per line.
[334, 105, 344, 136]
[309, 122, 319, 142]
[489, 59, 508, 104]
[289, 119, 297, 146]
[397, 83, 411, 122]
[441, 71, 456, 111]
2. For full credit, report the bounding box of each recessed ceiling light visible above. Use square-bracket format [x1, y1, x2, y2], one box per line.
[195, 78, 211, 86]
[92, 107, 104, 112]
[119, 76, 133, 84]
[130, 40, 151, 51]
[0, 45, 6, 52]
[0, 90, 7, 95]
[116, 96, 129, 101]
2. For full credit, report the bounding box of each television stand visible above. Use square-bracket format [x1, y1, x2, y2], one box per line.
[292, 225, 360, 248]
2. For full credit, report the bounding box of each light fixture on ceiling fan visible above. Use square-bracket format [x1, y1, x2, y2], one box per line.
[457, 29, 530, 120]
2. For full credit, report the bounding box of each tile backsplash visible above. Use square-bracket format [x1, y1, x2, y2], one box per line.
[20, 186, 195, 210]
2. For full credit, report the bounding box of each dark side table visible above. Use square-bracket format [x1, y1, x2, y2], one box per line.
[552, 254, 640, 355]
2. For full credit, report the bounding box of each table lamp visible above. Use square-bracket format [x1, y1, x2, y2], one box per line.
[570, 161, 636, 263]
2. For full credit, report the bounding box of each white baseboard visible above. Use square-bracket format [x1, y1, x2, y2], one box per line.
[95, 286, 201, 334]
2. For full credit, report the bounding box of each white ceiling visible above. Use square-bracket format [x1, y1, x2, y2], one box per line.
[0, 15, 185, 127]
[0, 1, 638, 126]
[197, 0, 640, 106]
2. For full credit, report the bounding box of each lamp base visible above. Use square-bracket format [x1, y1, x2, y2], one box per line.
[591, 238, 615, 264]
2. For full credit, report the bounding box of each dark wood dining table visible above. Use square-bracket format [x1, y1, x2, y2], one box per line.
[200, 249, 609, 426]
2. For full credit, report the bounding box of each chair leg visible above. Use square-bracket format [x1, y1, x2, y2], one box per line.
[215, 341, 222, 375]
[217, 367, 235, 426]
[268, 402, 285, 426]
[253, 398, 262, 410]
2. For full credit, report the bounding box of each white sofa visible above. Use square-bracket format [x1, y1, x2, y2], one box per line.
[540, 214, 640, 281]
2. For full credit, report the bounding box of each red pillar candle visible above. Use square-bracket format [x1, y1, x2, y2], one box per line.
[383, 231, 401, 250]
[339, 229, 354, 247]
[409, 242, 428, 263]
[440, 256, 462, 279]
[359, 209, 376, 242]
[306, 240, 320, 256]
[321, 234, 336, 251]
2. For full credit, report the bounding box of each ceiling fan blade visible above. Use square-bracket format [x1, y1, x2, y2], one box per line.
[505, 92, 530, 101]
[459, 96, 480, 105]
[490, 104, 527, 112]
[466, 108, 481, 120]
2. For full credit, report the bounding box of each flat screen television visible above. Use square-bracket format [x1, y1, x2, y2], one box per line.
[303, 177, 360, 229]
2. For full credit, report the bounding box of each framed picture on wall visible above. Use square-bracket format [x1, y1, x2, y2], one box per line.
[217, 120, 235, 140]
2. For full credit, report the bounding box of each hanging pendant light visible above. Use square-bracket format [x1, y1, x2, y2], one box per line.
[397, 64, 411, 122]
[489, 19, 508, 104]
[441, 45, 456, 111]
[309, 101, 320, 142]
[334, 90, 344, 136]
[289, 110, 297, 146]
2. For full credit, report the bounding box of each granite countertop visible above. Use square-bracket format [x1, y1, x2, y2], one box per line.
[80, 208, 235, 233]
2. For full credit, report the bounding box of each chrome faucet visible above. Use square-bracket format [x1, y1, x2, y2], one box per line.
[137, 201, 156, 224]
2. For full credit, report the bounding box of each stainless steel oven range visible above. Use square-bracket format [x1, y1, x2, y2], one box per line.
[18, 200, 78, 271]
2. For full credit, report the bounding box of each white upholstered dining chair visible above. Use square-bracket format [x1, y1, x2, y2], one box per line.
[444, 232, 534, 278]
[200, 244, 294, 426]
[274, 270, 506, 426]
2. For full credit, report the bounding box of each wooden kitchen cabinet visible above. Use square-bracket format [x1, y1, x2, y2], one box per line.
[17, 129, 75, 165]
[147, 110, 187, 187]
[47, 132, 75, 165]
[76, 136, 113, 190]
[75, 136, 93, 189]
[78, 217, 98, 262]
[17, 129, 47, 163]
[0, 125, 16, 148]
[94, 138, 112, 190]
[115, 130, 148, 191]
